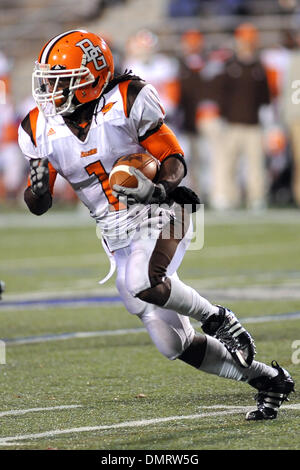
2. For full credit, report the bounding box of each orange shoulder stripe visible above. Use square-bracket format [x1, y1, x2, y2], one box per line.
[140, 123, 184, 162]
[48, 162, 57, 194]
[118, 80, 130, 118]
[29, 107, 39, 147]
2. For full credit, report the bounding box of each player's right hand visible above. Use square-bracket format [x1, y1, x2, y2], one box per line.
[30, 158, 49, 196]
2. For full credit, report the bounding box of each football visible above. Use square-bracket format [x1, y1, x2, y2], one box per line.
[109, 153, 159, 189]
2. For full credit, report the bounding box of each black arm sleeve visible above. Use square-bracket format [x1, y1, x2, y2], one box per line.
[156, 154, 186, 193]
[24, 187, 52, 216]
[157, 155, 200, 212]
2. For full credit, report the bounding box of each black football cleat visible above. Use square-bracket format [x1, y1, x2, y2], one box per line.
[246, 361, 295, 421]
[202, 306, 256, 368]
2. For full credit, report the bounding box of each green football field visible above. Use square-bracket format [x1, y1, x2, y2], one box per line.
[0, 207, 299, 450]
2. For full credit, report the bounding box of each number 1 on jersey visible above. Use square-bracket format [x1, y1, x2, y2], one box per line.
[85, 160, 123, 211]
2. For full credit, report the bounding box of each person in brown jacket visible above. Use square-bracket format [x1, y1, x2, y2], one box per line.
[211, 23, 271, 210]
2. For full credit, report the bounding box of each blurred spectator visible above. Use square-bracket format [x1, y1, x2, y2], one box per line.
[100, 34, 124, 77]
[280, 30, 300, 207]
[278, 0, 298, 14]
[261, 30, 293, 112]
[194, 47, 233, 203]
[123, 29, 180, 129]
[177, 29, 224, 198]
[178, 30, 205, 134]
[260, 30, 294, 205]
[176, 30, 206, 194]
[211, 23, 271, 210]
[177, 30, 232, 200]
[264, 126, 292, 206]
[74, 0, 128, 21]
[0, 51, 26, 204]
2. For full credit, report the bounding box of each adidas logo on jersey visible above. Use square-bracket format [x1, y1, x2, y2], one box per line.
[47, 128, 56, 136]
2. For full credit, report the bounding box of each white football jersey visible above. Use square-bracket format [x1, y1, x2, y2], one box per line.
[19, 81, 167, 250]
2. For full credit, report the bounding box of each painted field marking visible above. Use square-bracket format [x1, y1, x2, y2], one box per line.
[5, 252, 107, 268]
[0, 296, 122, 312]
[1, 208, 300, 230]
[3, 328, 147, 345]
[2, 285, 118, 302]
[4, 241, 298, 267]
[199, 243, 299, 259]
[0, 405, 81, 418]
[2, 280, 300, 311]
[3, 269, 300, 304]
[0, 404, 299, 445]
[2, 311, 300, 346]
[185, 272, 300, 288]
[200, 404, 300, 410]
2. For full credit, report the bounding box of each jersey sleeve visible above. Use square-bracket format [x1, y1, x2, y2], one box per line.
[130, 84, 184, 165]
[139, 122, 185, 166]
[130, 84, 166, 140]
[18, 114, 57, 195]
[18, 123, 39, 159]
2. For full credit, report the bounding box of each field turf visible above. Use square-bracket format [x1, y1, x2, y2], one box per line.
[0, 208, 299, 450]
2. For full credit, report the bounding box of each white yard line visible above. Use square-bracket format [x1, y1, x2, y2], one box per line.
[203, 209, 300, 225]
[3, 311, 300, 346]
[0, 405, 81, 418]
[0, 211, 93, 229]
[186, 272, 300, 287]
[2, 286, 117, 302]
[1, 209, 300, 230]
[199, 243, 298, 259]
[0, 404, 299, 445]
[4, 328, 147, 345]
[189, 286, 300, 300]
[2, 284, 300, 310]
[4, 270, 300, 302]
[3, 242, 299, 268]
[4, 252, 107, 268]
[199, 404, 300, 410]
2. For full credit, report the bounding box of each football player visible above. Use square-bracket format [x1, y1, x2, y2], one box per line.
[19, 30, 294, 421]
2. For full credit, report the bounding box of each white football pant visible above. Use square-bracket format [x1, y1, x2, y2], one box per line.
[114, 215, 195, 360]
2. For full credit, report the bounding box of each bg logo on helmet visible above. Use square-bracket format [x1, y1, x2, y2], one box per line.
[76, 38, 107, 71]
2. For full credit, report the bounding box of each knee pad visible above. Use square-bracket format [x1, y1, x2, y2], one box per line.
[116, 274, 147, 316]
[143, 314, 186, 360]
[125, 249, 151, 297]
[140, 307, 195, 360]
[136, 279, 171, 306]
[125, 246, 171, 306]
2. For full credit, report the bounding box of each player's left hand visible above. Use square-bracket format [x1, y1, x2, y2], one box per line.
[30, 158, 49, 196]
[112, 167, 166, 205]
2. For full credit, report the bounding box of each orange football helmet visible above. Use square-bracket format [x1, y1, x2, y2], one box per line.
[32, 30, 114, 117]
